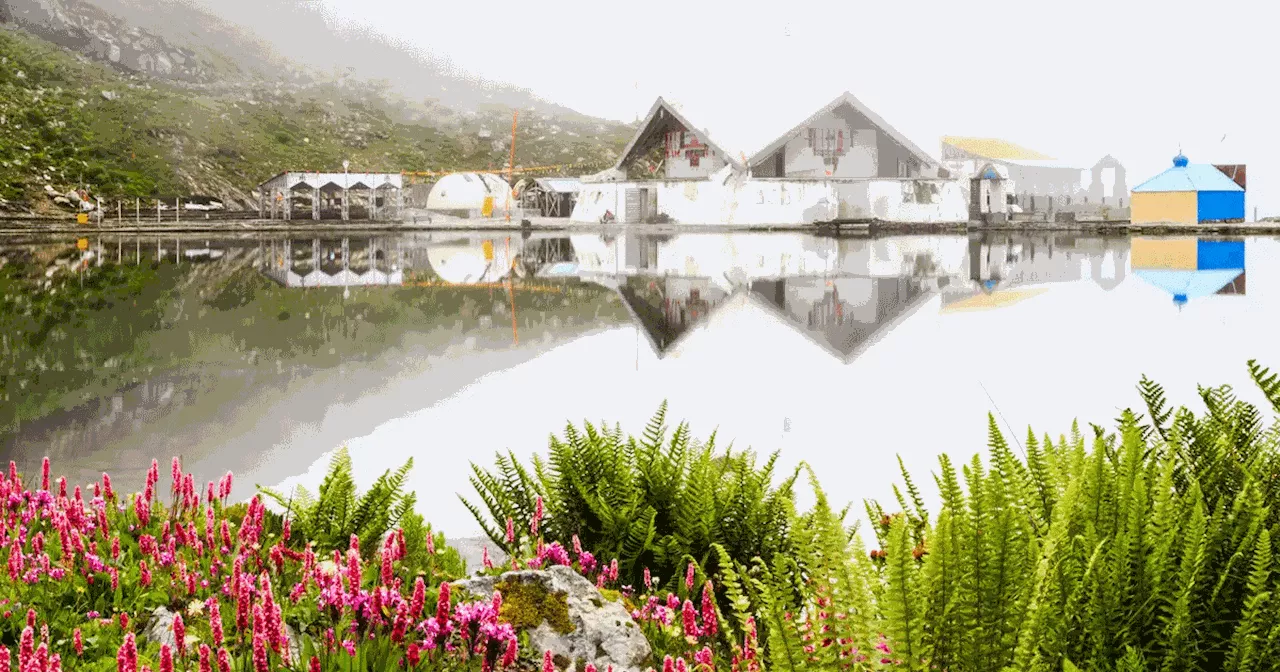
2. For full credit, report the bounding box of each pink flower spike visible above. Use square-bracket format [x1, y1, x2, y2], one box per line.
[542, 650, 555, 672]
[159, 645, 174, 672]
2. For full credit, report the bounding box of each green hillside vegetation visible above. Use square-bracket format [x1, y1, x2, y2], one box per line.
[0, 28, 631, 211]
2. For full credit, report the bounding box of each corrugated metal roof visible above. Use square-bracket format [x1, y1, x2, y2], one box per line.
[942, 137, 1055, 161]
[1132, 164, 1245, 193]
[535, 177, 582, 193]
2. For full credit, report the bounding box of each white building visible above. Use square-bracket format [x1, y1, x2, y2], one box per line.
[571, 94, 968, 226]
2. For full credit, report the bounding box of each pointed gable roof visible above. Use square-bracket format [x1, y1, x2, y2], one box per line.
[1132, 162, 1245, 193]
[748, 92, 936, 170]
[613, 97, 744, 173]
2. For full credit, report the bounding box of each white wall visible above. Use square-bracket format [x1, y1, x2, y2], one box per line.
[833, 180, 968, 223]
[571, 178, 968, 225]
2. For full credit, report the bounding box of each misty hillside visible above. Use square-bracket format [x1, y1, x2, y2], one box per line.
[0, 0, 633, 213]
[86, 0, 600, 124]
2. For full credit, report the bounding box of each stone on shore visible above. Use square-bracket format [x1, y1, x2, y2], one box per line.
[453, 565, 651, 672]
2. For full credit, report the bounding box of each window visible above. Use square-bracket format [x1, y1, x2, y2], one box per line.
[897, 160, 908, 178]
[689, 153, 700, 168]
[807, 128, 843, 160]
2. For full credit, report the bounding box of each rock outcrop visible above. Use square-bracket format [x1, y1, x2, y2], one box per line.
[1, 0, 209, 82]
[144, 605, 300, 662]
[453, 566, 651, 672]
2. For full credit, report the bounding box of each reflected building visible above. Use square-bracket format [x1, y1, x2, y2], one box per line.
[1131, 238, 1247, 306]
[942, 233, 1131, 309]
[577, 232, 1142, 361]
[261, 237, 405, 287]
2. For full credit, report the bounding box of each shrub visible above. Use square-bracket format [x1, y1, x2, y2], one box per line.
[726, 360, 1280, 672]
[461, 402, 801, 596]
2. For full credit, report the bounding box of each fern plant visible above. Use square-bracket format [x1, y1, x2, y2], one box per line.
[259, 446, 419, 559]
[461, 402, 801, 596]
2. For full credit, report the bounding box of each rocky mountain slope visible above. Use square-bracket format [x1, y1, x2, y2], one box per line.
[0, 0, 633, 214]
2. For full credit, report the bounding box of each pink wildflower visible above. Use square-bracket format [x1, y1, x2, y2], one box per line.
[381, 547, 394, 585]
[506, 517, 515, 544]
[542, 650, 555, 672]
[102, 473, 114, 500]
[73, 630, 83, 657]
[682, 599, 700, 638]
[685, 562, 696, 591]
[501, 639, 518, 668]
[251, 630, 269, 672]
[663, 655, 676, 672]
[198, 646, 211, 672]
[436, 581, 452, 623]
[18, 628, 33, 670]
[40, 457, 50, 492]
[159, 645, 173, 672]
[117, 633, 138, 672]
[532, 496, 544, 536]
[209, 600, 224, 647]
[700, 581, 718, 637]
[216, 648, 231, 672]
[409, 577, 426, 620]
[173, 614, 186, 658]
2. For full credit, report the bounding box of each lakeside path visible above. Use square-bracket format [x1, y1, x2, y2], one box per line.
[4, 217, 1280, 236]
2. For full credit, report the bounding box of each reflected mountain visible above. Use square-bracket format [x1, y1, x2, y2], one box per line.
[0, 233, 626, 491]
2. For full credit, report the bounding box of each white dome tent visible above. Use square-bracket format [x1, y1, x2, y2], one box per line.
[425, 173, 515, 218]
[425, 240, 519, 284]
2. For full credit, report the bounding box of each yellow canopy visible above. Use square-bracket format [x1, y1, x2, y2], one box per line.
[941, 287, 1049, 313]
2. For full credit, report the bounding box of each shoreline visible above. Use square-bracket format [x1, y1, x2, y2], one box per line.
[3, 217, 1280, 237]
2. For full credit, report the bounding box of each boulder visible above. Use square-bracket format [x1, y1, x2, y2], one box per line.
[453, 566, 650, 672]
[144, 605, 300, 662]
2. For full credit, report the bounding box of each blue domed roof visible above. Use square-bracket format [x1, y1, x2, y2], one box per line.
[1172, 153, 1189, 168]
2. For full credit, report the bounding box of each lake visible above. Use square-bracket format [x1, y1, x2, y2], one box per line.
[1, 230, 1276, 537]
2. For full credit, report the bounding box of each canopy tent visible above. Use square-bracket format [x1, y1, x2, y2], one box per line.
[940, 286, 1049, 313]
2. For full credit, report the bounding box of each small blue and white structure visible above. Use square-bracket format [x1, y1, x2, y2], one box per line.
[1130, 154, 1245, 225]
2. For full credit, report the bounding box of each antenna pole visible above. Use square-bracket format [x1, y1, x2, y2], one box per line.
[506, 111, 518, 222]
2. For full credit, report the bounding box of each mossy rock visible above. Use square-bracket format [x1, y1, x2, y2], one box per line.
[495, 578, 575, 635]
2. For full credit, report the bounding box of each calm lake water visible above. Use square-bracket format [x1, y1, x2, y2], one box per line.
[2, 230, 1277, 536]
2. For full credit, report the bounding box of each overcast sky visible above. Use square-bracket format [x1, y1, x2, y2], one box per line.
[309, 0, 1279, 216]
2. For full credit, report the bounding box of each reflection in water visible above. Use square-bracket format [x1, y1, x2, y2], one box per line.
[1130, 238, 1247, 305]
[0, 230, 1257, 510]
